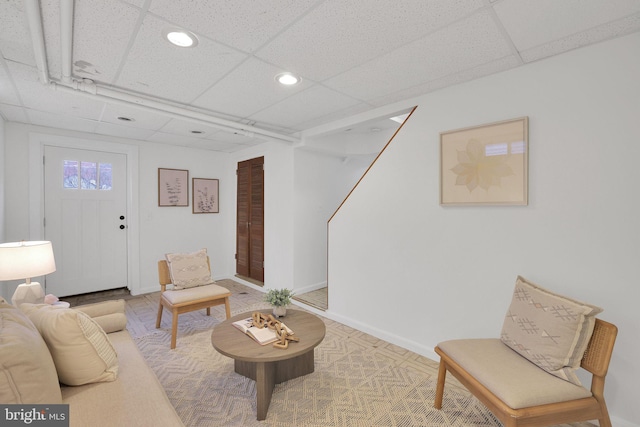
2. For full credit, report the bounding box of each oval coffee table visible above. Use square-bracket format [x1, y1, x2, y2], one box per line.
[211, 309, 326, 420]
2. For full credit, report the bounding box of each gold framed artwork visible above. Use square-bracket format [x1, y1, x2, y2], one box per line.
[158, 168, 189, 207]
[192, 178, 219, 213]
[440, 117, 528, 206]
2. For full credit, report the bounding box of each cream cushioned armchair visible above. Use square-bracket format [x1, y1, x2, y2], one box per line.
[156, 249, 231, 349]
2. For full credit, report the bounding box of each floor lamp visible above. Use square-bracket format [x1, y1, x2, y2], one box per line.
[0, 241, 57, 306]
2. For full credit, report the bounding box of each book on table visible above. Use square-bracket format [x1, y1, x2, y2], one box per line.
[232, 317, 294, 345]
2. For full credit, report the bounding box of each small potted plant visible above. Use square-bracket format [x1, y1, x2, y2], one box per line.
[265, 288, 294, 317]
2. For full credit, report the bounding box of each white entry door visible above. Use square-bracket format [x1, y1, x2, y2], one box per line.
[44, 145, 128, 297]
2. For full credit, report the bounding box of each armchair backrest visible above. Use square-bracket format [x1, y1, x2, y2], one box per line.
[580, 318, 617, 396]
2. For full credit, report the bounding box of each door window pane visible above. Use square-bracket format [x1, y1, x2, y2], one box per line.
[81, 162, 97, 189]
[63, 160, 79, 189]
[99, 163, 112, 190]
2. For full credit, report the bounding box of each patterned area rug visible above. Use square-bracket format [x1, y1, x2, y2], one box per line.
[134, 314, 505, 427]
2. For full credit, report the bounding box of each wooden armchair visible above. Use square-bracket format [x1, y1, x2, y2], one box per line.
[434, 318, 618, 427]
[156, 258, 231, 349]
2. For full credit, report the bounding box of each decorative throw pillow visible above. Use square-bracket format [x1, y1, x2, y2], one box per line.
[20, 303, 118, 386]
[165, 248, 213, 289]
[0, 299, 62, 403]
[500, 276, 602, 385]
[74, 299, 127, 333]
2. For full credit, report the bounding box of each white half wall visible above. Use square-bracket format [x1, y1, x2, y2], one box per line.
[327, 33, 640, 425]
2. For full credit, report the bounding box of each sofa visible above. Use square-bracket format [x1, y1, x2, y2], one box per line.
[0, 297, 184, 427]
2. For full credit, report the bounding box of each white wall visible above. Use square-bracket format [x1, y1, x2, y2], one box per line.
[293, 148, 369, 293]
[327, 33, 640, 426]
[2, 123, 233, 296]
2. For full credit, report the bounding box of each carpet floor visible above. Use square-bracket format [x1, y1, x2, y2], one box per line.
[133, 298, 596, 427]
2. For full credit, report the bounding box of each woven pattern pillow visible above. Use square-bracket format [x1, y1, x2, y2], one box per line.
[20, 303, 118, 386]
[0, 299, 62, 404]
[500, 276, 602, 385]
[165, 249, 213, 289]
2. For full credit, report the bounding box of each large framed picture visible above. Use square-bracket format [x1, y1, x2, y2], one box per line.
[192, 178, 219, 213]
[440, 117, 528, 206]
[158, 168, 189, 207]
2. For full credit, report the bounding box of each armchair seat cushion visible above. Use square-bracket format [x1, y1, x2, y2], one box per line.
[162, 283, 230, 305]
[437, 338, 592, 409]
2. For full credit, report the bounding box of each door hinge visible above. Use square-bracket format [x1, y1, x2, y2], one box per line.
[234, 253, 237, 260]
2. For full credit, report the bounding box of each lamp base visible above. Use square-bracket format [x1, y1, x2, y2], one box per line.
[11, 282, 45, 307]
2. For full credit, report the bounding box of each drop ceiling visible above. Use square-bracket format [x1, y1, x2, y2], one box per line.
[1, 0, 639, 153]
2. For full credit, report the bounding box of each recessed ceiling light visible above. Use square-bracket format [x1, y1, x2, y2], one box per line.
[163, 29, 198, 48]
[275, 72, 301, 85]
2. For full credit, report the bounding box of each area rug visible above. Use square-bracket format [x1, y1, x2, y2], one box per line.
[135, 316, 504, 427]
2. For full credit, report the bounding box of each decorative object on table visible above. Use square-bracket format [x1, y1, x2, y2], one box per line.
[265, 288, 294, 317]
[0, 241, 56, 306]
[232, 312, 298, 348]
[440, 117, 528, 206]
[192, 178, 219, 213]
[158, 168, 189, 207]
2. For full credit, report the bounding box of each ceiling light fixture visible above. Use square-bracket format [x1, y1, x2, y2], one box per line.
[190, 130, 203, 134]
[163, 29, 198, 48]
[117, 116, 134, 122]
[275, 72, 301, 85]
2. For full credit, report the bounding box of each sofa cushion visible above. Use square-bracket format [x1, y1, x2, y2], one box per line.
[74, 299, 127, 333]
[500, 276, 602, 385]
[20, 303, 118, 386]
[438, 339, 592, 409]
[165, 248, 213, 289]
[61, 330, 185, 427]
[0, 298, 62, 404]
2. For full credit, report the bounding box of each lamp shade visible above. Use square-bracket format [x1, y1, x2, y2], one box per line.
[0, 241, 57, 281]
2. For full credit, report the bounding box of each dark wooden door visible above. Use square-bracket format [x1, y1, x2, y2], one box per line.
[236, 157, 264, 282]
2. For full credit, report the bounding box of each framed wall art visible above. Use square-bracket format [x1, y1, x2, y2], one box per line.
[440, 117, 528, 206]
[158, 168, 189, 207]
[192, 178, 219, 213]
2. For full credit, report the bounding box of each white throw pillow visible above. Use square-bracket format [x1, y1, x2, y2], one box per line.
[0, 299, 62, 403]
[165, 248, 213, 289]
[500, 276, 602, 385]
[20, 303, 118, 386]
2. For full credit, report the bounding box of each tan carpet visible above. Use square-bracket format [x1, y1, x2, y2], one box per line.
[129, 282, 595, 427]
[136, 314, 504, 427]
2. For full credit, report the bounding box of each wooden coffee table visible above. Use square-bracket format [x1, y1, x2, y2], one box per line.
[211, 309, 326, 420]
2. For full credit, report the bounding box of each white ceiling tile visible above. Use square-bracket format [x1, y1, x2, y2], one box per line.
[147, 131, 199, 147]
[0, 103, 28, 122]
[8, 62, 107, 120]
[324, 10, 512, 101]
[193, 58, 313, 118]
[26, 109, 98, 133]
[116, 14, 247, 103]
[159, 118, 226, 138]
[369, 55, 521, 107]
[93, 121, 156, 140]
[148, 0, 318, 53]
[256, 0, 486, 81]
[0, 0, 36, 67]
[520, 13, 640, 63]
[99, 103, 172, 130]
[0, 59, 21, 105]
[71, 0, 142, 84]
[248, 85, 363, 130]
[494, 0, 640, 51]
